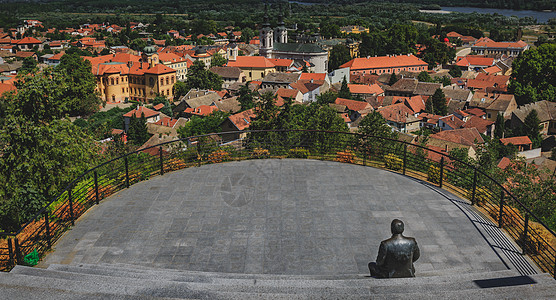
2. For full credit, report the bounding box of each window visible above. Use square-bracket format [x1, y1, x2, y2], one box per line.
[166, 77, 169, 85]
[116, 78, 119, 85]
[110, 78, 114, 85]
[160, 78, 164, 86]
[171, 76, 174, 84]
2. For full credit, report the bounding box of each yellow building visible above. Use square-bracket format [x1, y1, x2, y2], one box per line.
[340, 25, 369, 35]
[226, 56, 276, 81]
[89, 47, 177, 103]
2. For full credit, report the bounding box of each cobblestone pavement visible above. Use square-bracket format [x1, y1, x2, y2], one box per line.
[41, 159, 510, 275]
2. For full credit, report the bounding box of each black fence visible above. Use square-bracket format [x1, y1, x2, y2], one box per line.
[1, 130, 555, 277]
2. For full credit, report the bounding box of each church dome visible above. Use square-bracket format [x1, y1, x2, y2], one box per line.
[143, 45, 157, 55]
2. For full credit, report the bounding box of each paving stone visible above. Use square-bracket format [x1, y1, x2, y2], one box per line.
[40, 159, 526, 276]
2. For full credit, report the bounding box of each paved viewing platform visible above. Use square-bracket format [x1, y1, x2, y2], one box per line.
[39, 159, 531, 275]
[4, 159, 556, 299]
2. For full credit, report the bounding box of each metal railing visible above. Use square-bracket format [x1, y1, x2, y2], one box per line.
[1, 129, 555, 277]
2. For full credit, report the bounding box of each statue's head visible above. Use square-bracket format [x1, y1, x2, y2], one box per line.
[391, 219, 404, 235]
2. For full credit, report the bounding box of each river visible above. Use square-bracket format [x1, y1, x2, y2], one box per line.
[438, 7, 555, 23]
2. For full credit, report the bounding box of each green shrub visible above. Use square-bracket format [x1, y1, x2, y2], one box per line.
[384, 153, 403, 171]
[288, 147, 309, 158]
[427, 164, 441, 184]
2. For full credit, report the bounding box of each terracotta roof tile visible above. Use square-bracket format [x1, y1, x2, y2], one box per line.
[228, 108, 256, 130]
[123, 106, 159, 118]
[340, 54, 427, 70]
[227, 56, 274, 68]
[500, 136, 532, 146]
[335, 98, 371, 112]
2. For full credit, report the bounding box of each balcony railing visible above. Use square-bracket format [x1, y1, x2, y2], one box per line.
[1, 129, 555, 277]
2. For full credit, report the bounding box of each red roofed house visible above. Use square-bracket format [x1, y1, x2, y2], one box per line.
[378, 103, 420, 133]
[472, 37, 529, 57]
[462, 115, 495, 137]
[184, 105, 219, 117]
[16, 36, 42, 51]
[340, 54, 428, 76]
[500, 136, 533, 151]
[227, 56, 276, 81]
[454, 55, 495, 71]
[348, 83, 384, 98]
[335, 97, 372, 121]
[439, 114, 465, 131]
[221, 108, 257, 141]
[275, 88, 303, 103]
[123, 105, 161, 131]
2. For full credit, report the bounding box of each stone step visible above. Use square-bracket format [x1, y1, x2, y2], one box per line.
[2, 266, 556, 300]
[8, 265, 553, 297]
[46, 262, 517, 284]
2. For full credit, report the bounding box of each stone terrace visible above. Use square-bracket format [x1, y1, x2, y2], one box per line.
[39, 159, 531, 276]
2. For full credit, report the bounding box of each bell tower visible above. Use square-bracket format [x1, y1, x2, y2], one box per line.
[259, 4, 273, 58]
[274, 12, 287, 44]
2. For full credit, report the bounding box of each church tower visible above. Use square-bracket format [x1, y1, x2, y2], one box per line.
[259, 5, 273, 58]
[274, 13, 287, 44]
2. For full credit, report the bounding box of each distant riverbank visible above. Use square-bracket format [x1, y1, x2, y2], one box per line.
[422, 6, 554, 23]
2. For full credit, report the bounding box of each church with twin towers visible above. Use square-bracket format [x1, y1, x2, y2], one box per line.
[258, 7, 329, 73]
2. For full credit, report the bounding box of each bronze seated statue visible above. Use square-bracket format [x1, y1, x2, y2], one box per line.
[369, 219, 420, 278]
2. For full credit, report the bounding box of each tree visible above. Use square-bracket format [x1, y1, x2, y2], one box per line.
[238, 83, 255, 111]
[358, 111, 397, 139]
[431, 88, 448, 116]
[56, 53, 102, 116]
[185, 60, 223, 91]
[328, 44, 351, 71]
[521, 109, 542, 148]
[494, 113, 506, 139]
[449, 65, 462, 78]
[388, 72, 398, 86]
[338, 76, 352, 99]
[417, 71, 432, 82]
[210, 52, 227, 67]
[0, 68, 98, 232]
[127, 114, 150, 146]
[316, 90, 338, 106]
[509, 44, 556, 106]
[19, 57, 38, 74]
[424, 97, 434, 114]
[177, 110, 230, 138]
[173, 81, 188, 100]
[320, 20, 341, 38]
[420, 38, 456, 69]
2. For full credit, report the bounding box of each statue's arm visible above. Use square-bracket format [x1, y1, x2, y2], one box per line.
[413, 241, 420, 262]
[376, 242, 387, 267]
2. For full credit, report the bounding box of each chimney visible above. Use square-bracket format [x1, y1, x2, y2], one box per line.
[445, 145, 448, 152]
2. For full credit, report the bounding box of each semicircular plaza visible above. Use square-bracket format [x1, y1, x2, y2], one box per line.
[40, 159, 535, 276]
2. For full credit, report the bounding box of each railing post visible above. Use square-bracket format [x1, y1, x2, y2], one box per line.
[439, 156, 445, 188]
[44, 211, 52, 249]
[159, 146, 164, 175]
[124, 156, 129, 188]
[13, 237, 22, 265]
[196, 142, 201, 167]
[403, 144, 407, 175]
[522, 213, 529, 255]
[471, 169, 478, 205]
[362, 141, 367, 166]
[499, 190, 504, 228]
[68, 188, 74, 226]
[7, 238, 14, 267]
[94, 170, 99, 205]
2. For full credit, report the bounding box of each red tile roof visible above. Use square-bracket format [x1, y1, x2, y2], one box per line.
[228, 108, 256, 130]
[430, 128, 484, 146]
[154, 117, 179, 127]
[275, 88, 300, 99]
[123, 106, 159, 118]
[267, 58, 293, 67]
[184, 105, 219, 117]
[16, 37, 42, 44]
[378, 103, 416, 123]
[227, 56, 275, 68]
[347, 84, 381, 95]
[440, 115, 465, 130]
[340, 54, 427, 70]
[153, 103, 165, 111]
[455, 55, 494, 67]
[404, 95, 425, 114]
[474, 38, 528, 49]
[0, 82, 16, 96]
[498, 157, 512, 170]
[144, 64, 176, 75]
[335, 98, 371, 112]
[462, 115, 494, 134]
[500, 136, 532, 146]
[299, 73, 326, 81]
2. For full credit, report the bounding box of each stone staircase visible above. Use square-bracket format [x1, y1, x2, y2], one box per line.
[1, 263, 556, 299]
